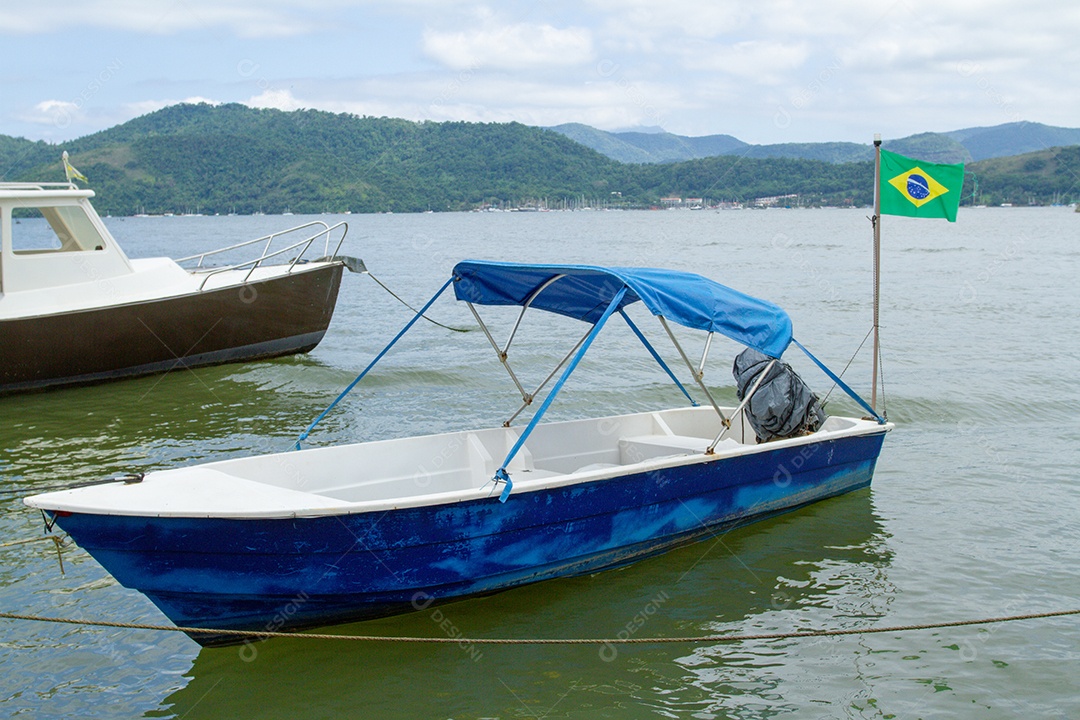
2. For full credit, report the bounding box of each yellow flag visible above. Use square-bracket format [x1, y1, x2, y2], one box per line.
[62, 151, 88, 183]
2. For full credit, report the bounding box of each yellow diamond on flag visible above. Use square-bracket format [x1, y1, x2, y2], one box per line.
[887, 167, 949, 208]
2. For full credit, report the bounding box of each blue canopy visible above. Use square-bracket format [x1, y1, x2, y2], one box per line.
[296, 260, 880, 487]
[452, 261, 793, 358]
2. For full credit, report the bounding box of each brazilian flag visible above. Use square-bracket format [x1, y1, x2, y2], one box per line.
[879, 149, 964, 222]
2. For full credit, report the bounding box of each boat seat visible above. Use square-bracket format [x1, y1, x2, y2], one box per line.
[618, 434, 711, 464]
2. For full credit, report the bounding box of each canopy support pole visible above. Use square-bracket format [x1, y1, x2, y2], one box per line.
[295, 276, 455, 449]
[698, 332, 714, 378]
[492, 286, 628, 502]
[619, 310, 697, 407]
[707, 358, 775, 452]
[502, 326, 592, 427]
[657, 315, 726, 422]
[466, 301, 530, 402]
[502, 274, 567, 354]
[793, 338, 884, 423]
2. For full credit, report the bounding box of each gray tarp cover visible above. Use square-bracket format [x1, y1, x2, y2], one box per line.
[733, 348, 826, 442]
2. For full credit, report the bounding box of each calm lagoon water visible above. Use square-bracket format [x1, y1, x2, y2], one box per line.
[1, 207, 1077, 718]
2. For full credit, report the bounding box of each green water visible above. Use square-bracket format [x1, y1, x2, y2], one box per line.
[2, 208, 1077, 718]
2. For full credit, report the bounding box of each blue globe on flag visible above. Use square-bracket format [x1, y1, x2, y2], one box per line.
[906, 174, 931, 200]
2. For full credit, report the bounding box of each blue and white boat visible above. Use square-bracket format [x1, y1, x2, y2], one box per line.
[25, 261, 891, 645]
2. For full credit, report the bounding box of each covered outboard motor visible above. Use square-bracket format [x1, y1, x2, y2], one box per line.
[732, 348, 826, 443]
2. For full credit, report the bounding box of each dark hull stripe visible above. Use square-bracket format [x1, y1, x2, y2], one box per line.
[0, 264, 343, 394]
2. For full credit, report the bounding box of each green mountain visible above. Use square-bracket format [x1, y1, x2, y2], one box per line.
[0, 103, 1075, 213]
[628, 154, 874, 206]
[0, 135, 54, 177]
[739, 141, 871, 164]
[548, 124, 973, 164]
[2, 104, 627, 215]
[725, 134, 970, 165]
[946, 122, 1080, 161]
[881, 133, 972, 164]
[606, 129, 748, 163]
[549, 124, 748, 164]
[547, 123, 659, 164]
[550, 122, 1079, 165]
[967, 146, 1080, 205]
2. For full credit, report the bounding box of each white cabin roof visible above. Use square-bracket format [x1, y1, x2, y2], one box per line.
[0, 183, 96, 201]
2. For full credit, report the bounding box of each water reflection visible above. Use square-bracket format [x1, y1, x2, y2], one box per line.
[156, 491, 889, 719]
[0, 357, 358, 492]
[1, 207, 1077, 718]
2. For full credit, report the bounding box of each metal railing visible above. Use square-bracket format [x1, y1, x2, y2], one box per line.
[177, 220, 349, 290]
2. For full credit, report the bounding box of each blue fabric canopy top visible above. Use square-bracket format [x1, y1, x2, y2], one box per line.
[452, 261, 793, 358]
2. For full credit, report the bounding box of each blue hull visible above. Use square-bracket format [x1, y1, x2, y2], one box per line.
[49, 431, 886, 645]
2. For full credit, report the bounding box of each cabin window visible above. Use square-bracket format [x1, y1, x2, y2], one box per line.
[10, 205, 106, 254]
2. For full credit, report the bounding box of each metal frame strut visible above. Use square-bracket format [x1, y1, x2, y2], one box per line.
[657, 315, 727, 423]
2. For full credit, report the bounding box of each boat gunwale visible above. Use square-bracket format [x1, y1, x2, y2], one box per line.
[25, 411, 893, 520]
[0, 259, 345, 321]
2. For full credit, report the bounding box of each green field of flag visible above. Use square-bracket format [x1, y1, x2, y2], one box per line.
[879, 149, 964, 222]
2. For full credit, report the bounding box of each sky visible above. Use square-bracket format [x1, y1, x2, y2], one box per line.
[3, 0, 1078, 145]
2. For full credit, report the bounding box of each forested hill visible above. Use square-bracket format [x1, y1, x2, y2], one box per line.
[1, 103, 1076, 213]
[550, 121, 1080, 165]
[0, 104, 877, 214]
[1, 104, 628, 215]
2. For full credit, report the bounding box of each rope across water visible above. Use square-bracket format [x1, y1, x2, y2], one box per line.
[0, 608, 1076, 645]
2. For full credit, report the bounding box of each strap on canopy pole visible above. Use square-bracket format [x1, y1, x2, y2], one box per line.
[619, 310, 697, 407]
[294, 277, 455, 449]
[792, 338, 884, 424]
[493, 286, 628, 502]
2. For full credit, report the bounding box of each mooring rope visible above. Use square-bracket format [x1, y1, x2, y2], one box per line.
[0, 608, 1075, 645]
[365, 271, 471, 333]
[0, 536, 66, 574]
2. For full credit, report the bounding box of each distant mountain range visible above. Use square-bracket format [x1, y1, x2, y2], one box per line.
[550, 121, 1080, 165]
[1, 104, 1077, 213]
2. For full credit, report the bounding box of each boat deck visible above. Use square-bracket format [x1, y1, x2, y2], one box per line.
[227, 406, 741, 503]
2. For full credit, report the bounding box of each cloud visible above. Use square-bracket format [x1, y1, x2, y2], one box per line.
[16, 96, 221, 139]
[593, 0, 752, 44]
[247, 89, 305, 111]
[682, 40, 809, 82]
[247, 70, 683, 132]
[4, 0, 1080, 145]
[12, 98, 221, 138]
[19, 100, 83, 128]
[423, 22, 594, 71]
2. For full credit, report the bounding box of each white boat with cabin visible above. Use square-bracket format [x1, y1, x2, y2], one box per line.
[0, 177, 357, 394]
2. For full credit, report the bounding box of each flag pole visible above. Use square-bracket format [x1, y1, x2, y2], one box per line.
[871, 133, 882, 413]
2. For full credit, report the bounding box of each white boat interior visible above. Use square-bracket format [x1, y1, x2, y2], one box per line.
[28, 406, 879, 519]
[0, 182, 348, 318]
